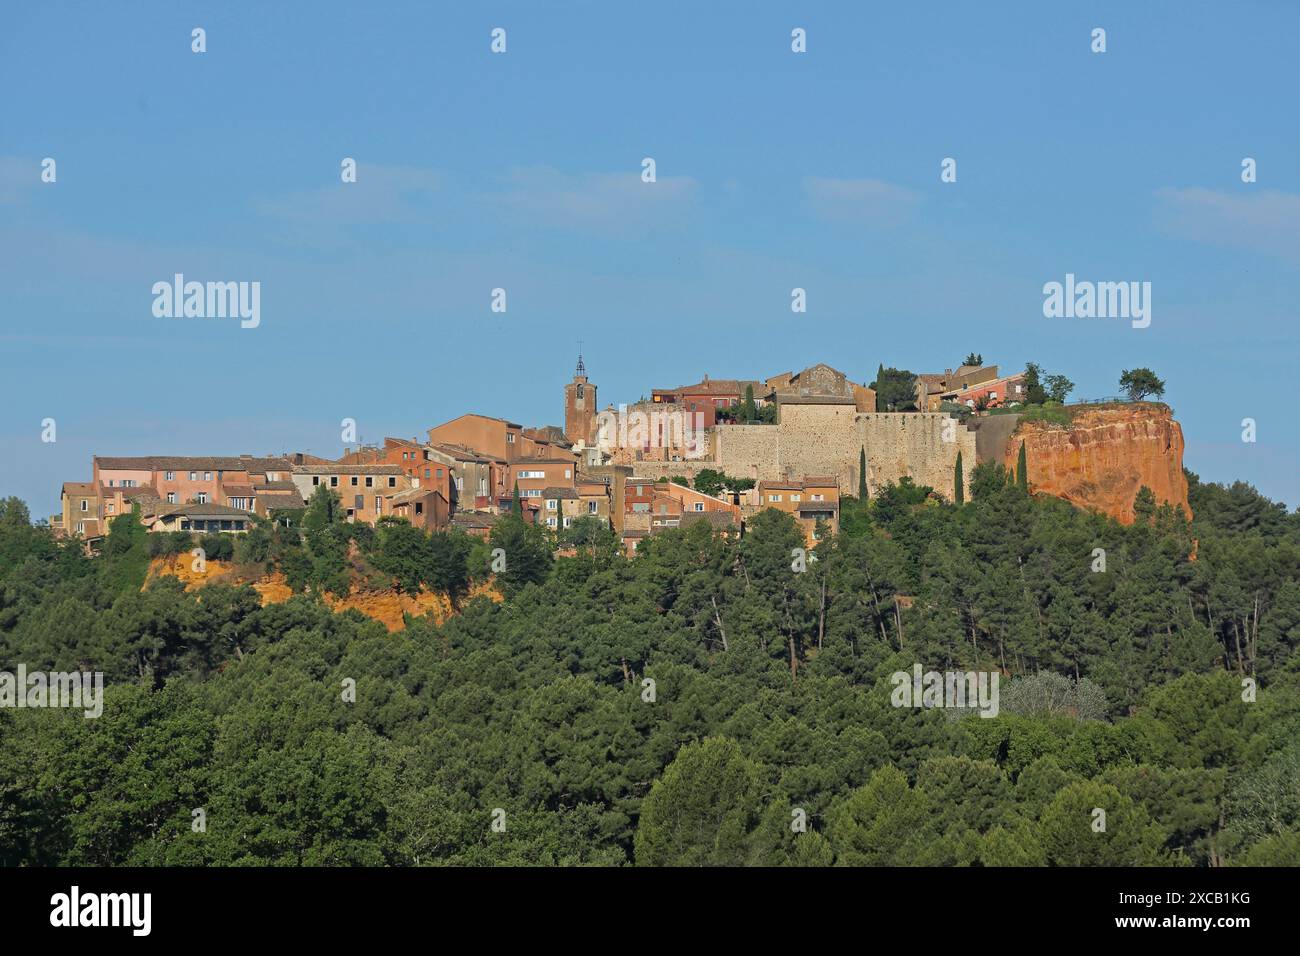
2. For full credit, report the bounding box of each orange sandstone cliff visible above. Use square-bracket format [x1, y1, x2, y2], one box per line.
[145, 556, 500, 632]
[1003, 404, 1190, 525]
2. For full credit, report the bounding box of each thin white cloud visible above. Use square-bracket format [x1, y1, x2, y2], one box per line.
[803, 176, 920, 226]
[254, 164, 441, 244]
[486, 166, 698, 236]
[1155, 187, 1300, 263]
[0, 156, 41, 204]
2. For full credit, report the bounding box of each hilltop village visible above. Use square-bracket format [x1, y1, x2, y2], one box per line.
[56, 357, 1184, 553]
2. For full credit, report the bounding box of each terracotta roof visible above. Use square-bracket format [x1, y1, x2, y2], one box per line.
[428, 442, 495, 463]
[154, 503, 255, 518]
[773, 393, 856, 405]
[100, 484, 159, 499]
[451, 511, 498, 529]
[758, 479, 804, 491]
[387, 487, 445, 506]
[681, 510, 738, 529]
[292, 464, 405, 475]
[662, 378, 763, 396]
[542, 487, 579, 499]
[803, 476, 839, 487]
[254, 480, 297, 491]
[94, 455, 292, 472]
[260, 490, 306, 509]
[222, 483, 255, 496]
[797, 501, 839, 514]
[62, 482, 97, 496]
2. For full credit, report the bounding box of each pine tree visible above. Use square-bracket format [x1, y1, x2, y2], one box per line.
[1017, 441, 1028, 490]
[954, 451, 964, 505]
[858, 447, 869, 500]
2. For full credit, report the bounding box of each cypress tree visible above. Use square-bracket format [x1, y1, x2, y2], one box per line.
[1017, 441, 1029, 490]
[512, 481, 521, 515]
[954, 451, 964, 505]
[858, 447, 869, 500]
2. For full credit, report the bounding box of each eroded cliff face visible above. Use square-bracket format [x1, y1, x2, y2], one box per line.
[1004, 404, 1190, 525]
[145, 556, 500, 631]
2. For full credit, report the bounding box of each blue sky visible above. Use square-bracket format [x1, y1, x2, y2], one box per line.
[2, 1, 1297, 518]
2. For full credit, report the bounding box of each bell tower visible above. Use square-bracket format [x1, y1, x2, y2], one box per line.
[564, 354, 597, 445]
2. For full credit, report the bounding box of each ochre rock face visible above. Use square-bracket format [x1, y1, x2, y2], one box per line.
[1004, 404, 1190, 525]
[146, 556, 501, 631]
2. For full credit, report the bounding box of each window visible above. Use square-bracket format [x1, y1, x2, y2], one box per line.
[424, 468, 431, 478]
[564, 469, 572, 479]
[108, 480, 115, 487]
[990, 392, 998, 401]
[519, 470, 545, 479]
[165, 471, 175, 481]
[330, 476, 339, 487]
[166, 492, 177, 504]
[106, 503, 115, 513]
[694, 502, 704, 512]
[189, 472, 197, 481]
[812, 494, 823, 501]
[547, 499, 558, 511]
[267, 473, 279, 481]
[632, 503, 649, 513]
[80, 499, 88, 512]
[351, 476, 359, 487]
[354, 495, 363, 510]
[313, 476, 320, 486]
[478, 477, 488, 496]
[791, 494, 801, 502]
[456, 476, 464, 491]
[576, 384, 584, 399]
[588, 501, 597, 514]
[436, 468, 443, 478]
[769, 494, 782, 503]
[204, 472, 212, 481]
[375, 496, 382, 513]
[388, 477, 396, 488]
[659, 504, 668, 514]
[234, 521, 246, 531]
[196, 492, 209, 504]
[563, 517, 572, 528]
[523, 489, 542, 498]
[365, 476, 374, 488]
[414, 502, 423, 516]
[547, 516, 557, 528]
[506, 433, 515, 444]
[76, 521, 84, 533]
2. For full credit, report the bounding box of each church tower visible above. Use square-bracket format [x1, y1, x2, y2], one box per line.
[564, 355, 597, 445]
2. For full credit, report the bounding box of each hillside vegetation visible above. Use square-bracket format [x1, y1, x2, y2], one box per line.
[0, 463, 1297, 866]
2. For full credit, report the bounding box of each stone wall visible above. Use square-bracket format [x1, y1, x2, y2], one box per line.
[710, 405, 976, 500]
[859, 413, 976, 500]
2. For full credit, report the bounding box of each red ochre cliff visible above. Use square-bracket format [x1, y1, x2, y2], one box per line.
[1003, 403, 1191, 525]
